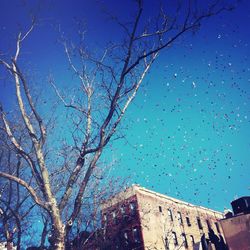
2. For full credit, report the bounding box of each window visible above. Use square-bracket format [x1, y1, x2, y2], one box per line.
[206, 219, 211, 230]
[133, 227, 141, 243]
[103, 227, 106, 240]
[182, 233, 188, 248]
[130, 202, 137, 216]
[215, 222, 220, 233]
[112, 210, 118, 224]
[177, 212, 183, 225]
[120, 205, 125, 216]
[190, 235, 195, 245]
[103, 213, 107, 227]
[245, 198, 249, 207]
[124, 231, 128, 239]
[164, 237, 169, 250]
[159, 206, 162, 213]
[197, 217, 203, 229]
[103, 213, 107, 222]
[186, 216, 191, 226]
[124, 231, 129, 245]
[168, 209, 173, 221]
[172, 232, 178, 246]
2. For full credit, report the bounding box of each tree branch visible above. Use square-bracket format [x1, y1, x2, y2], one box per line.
[0, 172, 47, 210]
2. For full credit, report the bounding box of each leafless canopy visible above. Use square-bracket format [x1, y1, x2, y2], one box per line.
[0, 0, 236, 249]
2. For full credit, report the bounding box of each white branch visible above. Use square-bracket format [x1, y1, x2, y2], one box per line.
[0, 171, 47, 210]
[0, 107, 43, 187]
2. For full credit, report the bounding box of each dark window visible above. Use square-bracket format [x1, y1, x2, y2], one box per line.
[159, 206, 162, 213]
[182, 233, 188, 248]
[120, 205, 125, 216]
[103, 213, 107, 227]
[172, 232, 178, 246]
[197, 217, 203, 229]
[186, 217, 191, 226]
[168, 209, 173, 221]
[190, 235, 195, 245]
[133, 227, 141, 243]
[206, 219, 211, 230]
[177, 212, 183, 225]
[130, 202, 137, 216]
[165, 237, 169, 250]
[215, 222, 220, 233]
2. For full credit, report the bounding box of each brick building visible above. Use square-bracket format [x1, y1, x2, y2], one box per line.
[99, 184, 226, 250]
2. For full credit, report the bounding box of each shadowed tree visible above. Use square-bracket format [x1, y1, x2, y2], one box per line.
[0, 126, 38, 250]
[0, 0, 237, 249]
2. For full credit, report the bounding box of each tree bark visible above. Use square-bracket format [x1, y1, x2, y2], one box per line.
[49, 218, 65, 250]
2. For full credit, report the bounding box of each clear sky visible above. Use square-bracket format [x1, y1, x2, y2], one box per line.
[0, 0, 250, 213]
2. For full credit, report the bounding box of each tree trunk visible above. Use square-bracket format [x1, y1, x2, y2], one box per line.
[50, 227, 65, 250]
[6, 241, 13, 250]
[49, 215, 65, 250]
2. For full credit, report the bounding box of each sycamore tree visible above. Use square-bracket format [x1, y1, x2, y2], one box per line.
[0, 123, 38, 250]
[0, 0, 237, 249]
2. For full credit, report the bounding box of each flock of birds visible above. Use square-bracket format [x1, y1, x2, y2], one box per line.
[109, 23, 250, 211]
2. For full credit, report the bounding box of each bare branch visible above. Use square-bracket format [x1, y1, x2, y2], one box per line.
[105, 53, 158, 145]
[14, 20, 35, 61]
[0, 172, 47, 210]
[63, 42, 88, 93]
[0, 105, 44, 188]
[49, 76, 88, 114]
[12, 61, 47, 145]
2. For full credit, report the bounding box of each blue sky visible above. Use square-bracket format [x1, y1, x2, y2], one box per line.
[0, 0, 250, 213]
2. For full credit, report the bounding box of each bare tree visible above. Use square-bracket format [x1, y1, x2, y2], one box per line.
[0, 0, 237, 249]
[0, 128, 37, 249]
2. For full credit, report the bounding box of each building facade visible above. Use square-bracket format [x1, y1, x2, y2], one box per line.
[100, 185, 226, 250]
[219, 196, 250, 250]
